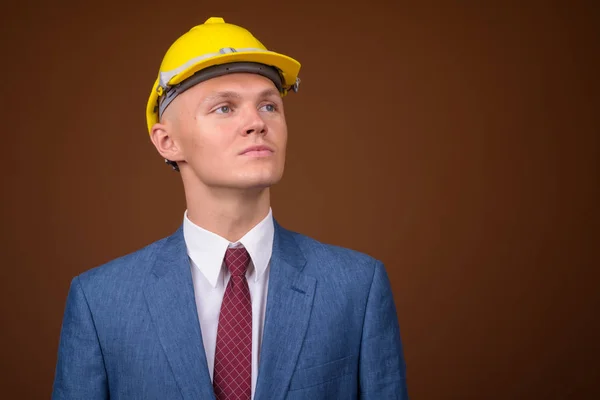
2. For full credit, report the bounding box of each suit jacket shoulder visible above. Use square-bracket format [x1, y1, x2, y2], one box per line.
[73, 229, 177, 316]
[281, 225, 382, 278]
[78, 234, 168, 281]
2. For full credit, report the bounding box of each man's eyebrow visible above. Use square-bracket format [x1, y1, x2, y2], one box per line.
[201, 91, 242, 104]
[258, 88, 281, 98]
[201, 88, 281, 104]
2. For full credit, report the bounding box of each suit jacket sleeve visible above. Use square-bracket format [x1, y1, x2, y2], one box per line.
[52, 276, 109, 400]
[359, 260, 409, 399]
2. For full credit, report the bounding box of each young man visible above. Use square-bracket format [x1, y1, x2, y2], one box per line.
[52, 17, 409, 400]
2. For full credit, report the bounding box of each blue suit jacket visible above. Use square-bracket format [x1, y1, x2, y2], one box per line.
[52, 221, 409, 399]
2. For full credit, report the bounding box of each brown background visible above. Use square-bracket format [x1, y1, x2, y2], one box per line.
[1, 0, 598, 398]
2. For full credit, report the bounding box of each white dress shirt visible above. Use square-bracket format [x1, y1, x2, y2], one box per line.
[183, 209, 274, 399]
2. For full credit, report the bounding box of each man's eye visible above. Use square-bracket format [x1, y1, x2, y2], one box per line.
[215, 105, 231, 114]
[259, 104, 276, 112]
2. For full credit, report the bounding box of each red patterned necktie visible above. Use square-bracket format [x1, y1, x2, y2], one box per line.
[213, 247, 252, 400]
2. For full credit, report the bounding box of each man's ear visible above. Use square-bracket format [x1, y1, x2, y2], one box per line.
[149, 122, 184, 163]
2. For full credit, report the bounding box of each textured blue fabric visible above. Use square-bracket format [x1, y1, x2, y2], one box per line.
[52, 221, 409, 399]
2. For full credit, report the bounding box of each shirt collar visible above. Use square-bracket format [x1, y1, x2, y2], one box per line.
[182, 208, 274, 288]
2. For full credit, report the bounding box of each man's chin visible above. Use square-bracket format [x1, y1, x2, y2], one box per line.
[236, 178, 281, 191]
[208, 176, 282, 192]
[233, 170, 284, 189]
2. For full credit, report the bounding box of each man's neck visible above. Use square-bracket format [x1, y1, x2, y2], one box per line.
[184, 185, 271, 243]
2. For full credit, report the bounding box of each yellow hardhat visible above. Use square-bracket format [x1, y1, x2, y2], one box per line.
[145, 17, 301, 134]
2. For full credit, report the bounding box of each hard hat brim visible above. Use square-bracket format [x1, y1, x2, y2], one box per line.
[170, 50, 300, 88]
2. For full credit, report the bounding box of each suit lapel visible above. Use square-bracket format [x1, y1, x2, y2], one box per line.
[143, 227, 215, 400]
[254, 222, 316, 400]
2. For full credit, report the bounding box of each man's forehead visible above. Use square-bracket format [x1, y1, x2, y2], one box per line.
[192, 73, 281, 98]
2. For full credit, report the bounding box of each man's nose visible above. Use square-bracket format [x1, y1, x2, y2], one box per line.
[242, 108, 267, 136]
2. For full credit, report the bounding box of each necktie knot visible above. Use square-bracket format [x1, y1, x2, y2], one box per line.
[224, 247, 250, 277]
